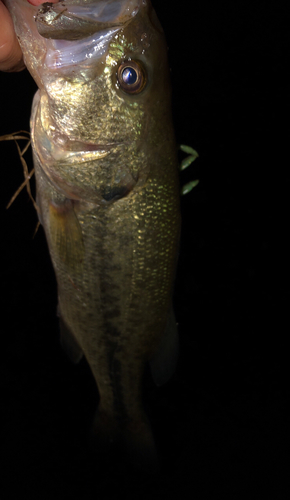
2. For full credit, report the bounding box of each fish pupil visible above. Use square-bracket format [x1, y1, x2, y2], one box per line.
[122, 67, 137, 85]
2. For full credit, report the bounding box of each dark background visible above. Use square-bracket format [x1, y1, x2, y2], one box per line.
[0, 1, 288, 498]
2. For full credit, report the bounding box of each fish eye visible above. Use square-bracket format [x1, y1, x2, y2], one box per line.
[117, 60, 146, 94]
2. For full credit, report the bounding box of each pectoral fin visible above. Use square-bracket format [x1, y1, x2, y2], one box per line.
[149, 307, 179, 387]
[48, 199, 84, 274]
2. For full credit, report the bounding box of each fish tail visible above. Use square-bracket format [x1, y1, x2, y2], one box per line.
[89, 405, 159, 475]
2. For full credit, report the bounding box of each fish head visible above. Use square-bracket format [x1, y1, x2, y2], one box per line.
[9, 1, 176, 203]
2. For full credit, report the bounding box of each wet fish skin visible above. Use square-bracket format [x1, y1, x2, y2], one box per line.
[6, 0, 180, 468]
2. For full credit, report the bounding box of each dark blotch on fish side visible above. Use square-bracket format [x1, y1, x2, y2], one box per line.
[101, 185, 131, 202]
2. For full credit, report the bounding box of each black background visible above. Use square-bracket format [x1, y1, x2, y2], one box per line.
[0, 1, 289, 498]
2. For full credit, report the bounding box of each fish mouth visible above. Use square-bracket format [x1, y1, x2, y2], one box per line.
[36, 0, 141, 69]
[36, 0, 140, 41]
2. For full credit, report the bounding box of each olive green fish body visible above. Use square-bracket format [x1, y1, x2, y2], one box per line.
[7, 0, 180, 465]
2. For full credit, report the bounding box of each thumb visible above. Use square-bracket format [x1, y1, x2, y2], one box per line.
[0, 1, 24, 72]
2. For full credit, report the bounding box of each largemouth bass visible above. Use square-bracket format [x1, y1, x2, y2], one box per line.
[6, 0, 180, 468]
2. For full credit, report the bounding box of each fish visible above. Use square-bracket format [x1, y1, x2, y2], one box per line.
[6, 0, 181, 470]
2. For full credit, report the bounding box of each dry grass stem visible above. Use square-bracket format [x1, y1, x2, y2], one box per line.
[0, 131, 39, 213]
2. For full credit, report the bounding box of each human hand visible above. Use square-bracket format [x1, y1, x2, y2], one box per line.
[0, 0, 59, 72]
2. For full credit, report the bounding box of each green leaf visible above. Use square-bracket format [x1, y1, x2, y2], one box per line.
[181, 179, 199, 195]
[179, 144, 199, 156]
[180, 155, 196, 171]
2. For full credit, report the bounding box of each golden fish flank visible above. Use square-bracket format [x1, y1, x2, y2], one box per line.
[6, 0, 181, 468]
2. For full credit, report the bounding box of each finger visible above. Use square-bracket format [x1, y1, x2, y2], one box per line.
[0, 0, 59, 72]
[0, 1, 24, 72]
